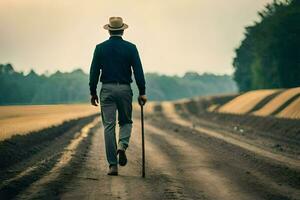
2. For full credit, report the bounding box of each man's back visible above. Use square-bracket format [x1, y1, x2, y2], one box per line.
[89, 36, 145, 96]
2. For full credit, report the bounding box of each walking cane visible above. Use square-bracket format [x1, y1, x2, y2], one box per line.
[139, 98, 146, 178]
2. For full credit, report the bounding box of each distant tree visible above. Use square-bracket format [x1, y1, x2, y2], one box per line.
[233, 0, 300, 91]
[0, 64, 238, 105]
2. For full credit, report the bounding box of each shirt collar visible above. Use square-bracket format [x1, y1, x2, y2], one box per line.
[109, 35, 123, 40]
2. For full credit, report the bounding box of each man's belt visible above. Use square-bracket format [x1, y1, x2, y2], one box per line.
[102, 81, 130, 85]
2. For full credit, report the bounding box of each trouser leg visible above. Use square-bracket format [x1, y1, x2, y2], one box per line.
[118, 123, 132, 151]
[116, 86, 133, 151]
[100, 90, 118, 166]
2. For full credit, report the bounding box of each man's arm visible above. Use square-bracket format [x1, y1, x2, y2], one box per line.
[89, 45, 101, 96]
[132, 45, 146, 96]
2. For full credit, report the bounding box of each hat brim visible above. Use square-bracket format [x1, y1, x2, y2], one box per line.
[103, 23, 128, 30]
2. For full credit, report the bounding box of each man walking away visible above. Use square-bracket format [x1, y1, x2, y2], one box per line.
[89, 17, 147, 176]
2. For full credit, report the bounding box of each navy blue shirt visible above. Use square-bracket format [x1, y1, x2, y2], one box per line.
[89, 36, 146, 96]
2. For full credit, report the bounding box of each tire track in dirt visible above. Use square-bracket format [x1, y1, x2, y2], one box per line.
[62, 123, 131, 200]
[131, 123, 205, 200]
[62, 120, 199, 200]
[161, 102, 300, 169]
[165, 112, 300, 196]
[142, 123, 259, 200]
[62, 116, 262, 200]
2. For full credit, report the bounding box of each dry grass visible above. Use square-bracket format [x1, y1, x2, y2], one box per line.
[0, 104, 99, 141]
[253, 87, 300, 116]
[218, 89, 279, 114]
[277, 96, 300, 119]
[214, 87, 300, 119]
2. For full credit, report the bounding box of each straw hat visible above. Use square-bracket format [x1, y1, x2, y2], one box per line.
[103, 17, 128, 30]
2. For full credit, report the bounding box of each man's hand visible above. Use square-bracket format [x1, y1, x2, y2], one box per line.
[91, 95, 99, 106]
[138, 95, 147, 106]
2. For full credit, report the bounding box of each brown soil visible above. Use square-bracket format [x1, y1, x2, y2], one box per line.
[0, 103, 299, 200]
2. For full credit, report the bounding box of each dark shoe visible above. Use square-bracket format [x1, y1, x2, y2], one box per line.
[107, 165, 118, 176]
[117, 149, 127, 166]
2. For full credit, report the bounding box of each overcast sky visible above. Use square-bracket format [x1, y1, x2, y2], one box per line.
[0, 0, 272, 75]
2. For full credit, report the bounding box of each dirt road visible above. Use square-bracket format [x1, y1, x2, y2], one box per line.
[0, 104, 299, 200]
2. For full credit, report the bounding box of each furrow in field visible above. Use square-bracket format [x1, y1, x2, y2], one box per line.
[253, 87, 300, 117]
[0, 154, 58, 189]
[217, 89, 279, 114]
[0, 115, 98, 199]
[277, 96, 300, 119]
[14, 118, 98, 199]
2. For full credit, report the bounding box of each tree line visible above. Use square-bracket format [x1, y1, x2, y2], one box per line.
[0, 64, 237, 105]
[233, 0, 300, 91]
